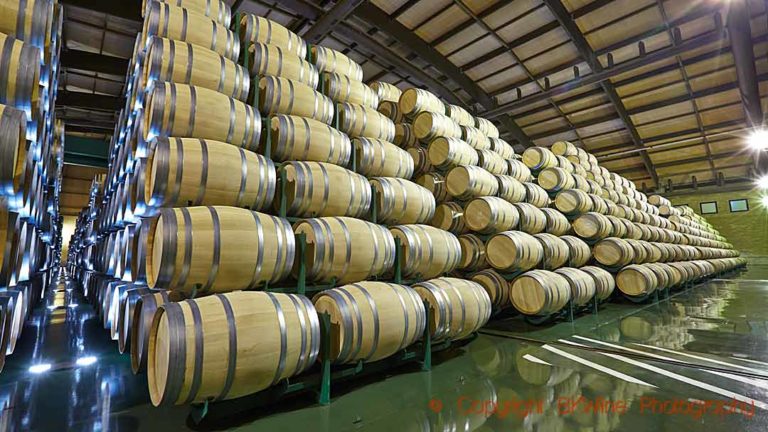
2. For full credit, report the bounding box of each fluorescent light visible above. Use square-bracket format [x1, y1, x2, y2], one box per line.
[757, 175, 768, 189]
[68, 303, 78, 308]
[29, 363, 51, 374]
[76, 356, 97, 367]
[762, 196, 768, 208]
[748, 129, 768, 151]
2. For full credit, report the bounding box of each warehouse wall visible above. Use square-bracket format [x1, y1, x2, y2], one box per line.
[668, 187, 768, 263]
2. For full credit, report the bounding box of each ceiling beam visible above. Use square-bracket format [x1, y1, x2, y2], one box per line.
[482, 28, 723, 119]
[302, 0, 365, 44]
[60, 49, 130, 75]
[59, 0, 142, 20]
[57, 91, 125, 111]
[543, 0, 659, 185]
[352, 3, 533, 146]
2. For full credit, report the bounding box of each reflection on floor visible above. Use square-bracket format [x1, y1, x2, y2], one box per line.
[1, 266, 768, 431]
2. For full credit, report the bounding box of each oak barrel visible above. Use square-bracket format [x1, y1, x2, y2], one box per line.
[248, 42, 318, 89]
[580, 266, 615, 300]
[354, 138, 414, 178]
[522, 147, 557, 171]
[496, 175, 526, 203]
[394, 123, 419, 148]
[265, 114, 351, 165]
[148, 292, 319, 405]
[370, 177, 435, 225]
[311, 45, 364, 81]
[464, 197, 519, 234]
[239, 15, 306, 58]
[510, 270, 571, 315]
[533, 233, 569, 270]
[413, 111, 462, 142]
[259, 76, 334, 124]
[593, 238, 634, 267]
[399, 88, 445, 118]
[554, 268, 596, 307]
[145, 207, 295, 294]
[144, 0, 231, 25]
[413, 277, 491, 341]
[0, 0, 53, 49]
[446, 165, 499, 200]
[430, 202, 467, 234]
[0, 105, 27, 198]
[337, 102, 396, 141]
[537, 167, 575, 193]
[322, 72, 379, 108]
[457, 234, 488, 271]
[489, 137, 515, 159]
[560, 235, 591, 267]
[523, 182, 550, 208]
[506, 159, 533, 182]
[293, 217, 395, 284]
[475, 117, 499, 138]
[616, 264, 658, 297]
[541, 207, 570, 236]
[142, 137, 276, 212]
[513, 202, 547, 234]
[427, 137, 478, 170]
[131, 290, 174, 373]
[277, 161, 371, 218]
[416, 172, 448, 203]
[0, 33, 41, 116]
[143, 2, 238, 61]
[142, 83, 261, 152]
[572, 212, 612, 241]
[485, 231, 543, 272]
[471, 269, 509, 310]
[462, 126, 492, 150]
[407, 146, 431, 176]
[370, 81, 401, 103]
[389, 224, 462, 279]
[377, 100, 403, 123]
[477, 149, 507, 175]
[446, 104, 474, 127]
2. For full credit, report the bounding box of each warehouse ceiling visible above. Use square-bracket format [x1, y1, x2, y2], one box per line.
[56, 0, 768, 193]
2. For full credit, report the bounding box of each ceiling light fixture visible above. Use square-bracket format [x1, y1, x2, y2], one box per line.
[747, 129, 768, 151]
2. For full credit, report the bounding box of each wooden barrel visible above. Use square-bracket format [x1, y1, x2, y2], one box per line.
[496, 175, 526, 203]
[322, 72, 379, 108]
[149, 291, 319, 405]
[588, 194, 608, 214]
[554, 268, 596, 306]
[130, 290, 174, 373]
[413, 111, 462, 142]
[430, 202, 467, 234]
[259, 76, 334, 124]
[623, 218, 642, 239]
[389, 224, 461, 279]
[533, 233, 569, 270]
[510, 270, 571, 315]
[118, 286, 153, 354]
[0, 104, 27, 198]
[393, 123, 418, 148]
[540, 208, 570, 236]
[457, 234, 487, 271]
[265, 114, 351, 165]
[338, 102, 396, 141]
[555, 155, 574, 173]
[616, 264, 658, 297]
[605, 215, 627, 238]
[572, 212, 612, 240]
[145, 207, 295, 294]
[445, 104, 474, 127]
[560, 235, 591, 267]
[446, 165, 498, 200]
[0, 289, 23, 355]
[407, 146, 432, 176]
[143, 37, 249, 104]
[377, 100, 403, 123]
[142, 83, 261, 152]
[370, 177, 435, 224]
[144, 0, 231, 25]
[554, 189, 591, 215]
[475, 117, 499, 138]
[464, 197, 519, 234]
[626, 239, 648, 263]
[370, 81, 401, 103]
[648, 195, 671, 207]
[471, 269, 509, 310]
[143, 2, 238, 61]
[488, 137, 515, 159]
[522, 147, 557, 171]
[239, 15, 306, 59]
[293, 217, 395, 284]
[551, 140, 577, 156]
[0, 33, 41, 116]
[537, 167, 574, 193]
[514, 202, 547, 234]
[277, 161, 371, 218]
[413, 277, 491, 341]
[416, 172, 448, 203]
[462, 126, 492, 150]
[506, 159, 533, 182]
[580, 266, 615, 300]
[248, 42, 318, 89]
[142, 137, 275, 213]
[646, 263, 671, 289]
[593, 238, 634, 267]
[427, 137, 478, 169]
[311, 45, 363, 81]
[0, 0, 52, 49]
[477, 149, 507, 175]
[399, 88, 444, 118]
[354, 138, 414, 178]
[523, 182, 549, 208]
[485, 231, 543, 272]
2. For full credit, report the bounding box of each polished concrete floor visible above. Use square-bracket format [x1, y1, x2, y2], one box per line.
[2, 266, 768, 431]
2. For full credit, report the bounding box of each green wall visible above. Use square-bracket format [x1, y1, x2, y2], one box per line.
[668, 187, 768, 263]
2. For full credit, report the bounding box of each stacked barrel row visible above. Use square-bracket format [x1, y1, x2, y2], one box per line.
[65, 5, 492, 407]
[0, 0, 65, 371]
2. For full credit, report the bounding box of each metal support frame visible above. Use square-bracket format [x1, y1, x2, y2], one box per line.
[352, 3, 534, 147]
[60, 50, 130, 75]
[543, 0, 660, 185]
[302, 0, 365, 44]
[59, 0, 143, 21]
